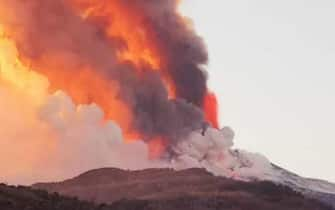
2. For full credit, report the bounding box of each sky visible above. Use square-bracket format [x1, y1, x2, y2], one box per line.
[180, 0, 335, 182]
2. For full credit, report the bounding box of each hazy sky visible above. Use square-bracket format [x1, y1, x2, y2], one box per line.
[180, 0, 335, 182]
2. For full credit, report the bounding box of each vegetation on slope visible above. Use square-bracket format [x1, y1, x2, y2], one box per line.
[0, 184, 110, 210]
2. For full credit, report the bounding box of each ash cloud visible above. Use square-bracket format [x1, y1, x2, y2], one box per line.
[0, 0, 208, 146]
[125, 0, 209, 107]
[102, 0, 209, 107]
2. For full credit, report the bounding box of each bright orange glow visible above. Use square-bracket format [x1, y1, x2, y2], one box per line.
[72, 0, 160, 69]
[0, 25, 49, 104]
[204, 92, 219, 128]
[148, 138, 166, 159]
[42, 67, 135, 137]
[69, 0, 176, 98]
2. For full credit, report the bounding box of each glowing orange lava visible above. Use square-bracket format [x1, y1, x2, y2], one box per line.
[148, 138, 167, 159]
[204, 92, 219, 128]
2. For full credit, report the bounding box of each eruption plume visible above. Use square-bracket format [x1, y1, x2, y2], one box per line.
[0, 0, 273, 186]
[0, 0, 218, 151]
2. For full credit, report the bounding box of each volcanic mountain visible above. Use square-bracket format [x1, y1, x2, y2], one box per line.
[0, 1, 333, 209]
[30, 167, 335, 210]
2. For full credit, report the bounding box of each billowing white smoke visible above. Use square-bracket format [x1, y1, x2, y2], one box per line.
[171, 127, 275, 180]
[38, 92, 164, 181]
[40, 92, 276, 183]
[0, 78, 274, 185]
[0, 86, 162, 185]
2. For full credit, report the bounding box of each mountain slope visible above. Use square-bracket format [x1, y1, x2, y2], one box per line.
[33, 168, 332, 210]
[272, 165, 335, 208]
[0, 183, 111, 210]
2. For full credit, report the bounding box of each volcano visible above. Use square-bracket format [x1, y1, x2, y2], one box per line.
[29, 167, 333, 210]
[0, 0, 334, 209]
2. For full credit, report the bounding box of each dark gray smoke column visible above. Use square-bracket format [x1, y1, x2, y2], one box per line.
[118, 0, 209, 107]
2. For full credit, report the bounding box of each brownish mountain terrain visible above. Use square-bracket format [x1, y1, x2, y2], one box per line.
[0, 183, 108, 210]
[31, 168, 332, 210]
